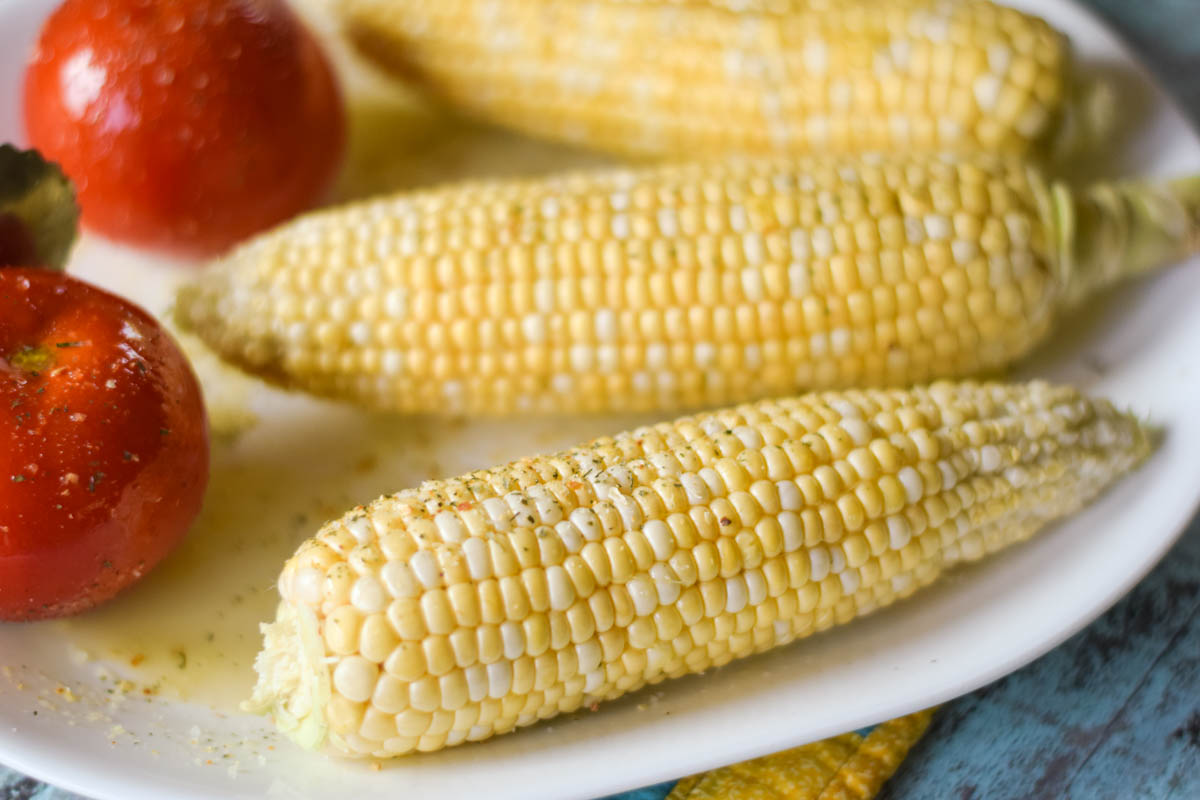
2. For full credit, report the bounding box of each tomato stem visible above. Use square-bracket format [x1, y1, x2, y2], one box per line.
[6, 345, 54, 375]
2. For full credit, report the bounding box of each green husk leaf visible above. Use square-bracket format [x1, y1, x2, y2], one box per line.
[1048, 172, 1200, 305]
[0, 144, 79, 270]
[1045, 73, 1117, 162]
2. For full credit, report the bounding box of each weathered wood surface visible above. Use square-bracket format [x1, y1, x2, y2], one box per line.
[3, 1, 1199, 799]
[877, 525, 1200, 800]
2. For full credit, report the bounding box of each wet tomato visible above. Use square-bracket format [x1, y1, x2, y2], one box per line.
[0, 268, 208, 619]
[23, 0, 344, 256]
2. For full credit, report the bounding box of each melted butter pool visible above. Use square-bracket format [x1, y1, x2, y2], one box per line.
[57, 406, 438, 711]
[54, 387, 644, 713]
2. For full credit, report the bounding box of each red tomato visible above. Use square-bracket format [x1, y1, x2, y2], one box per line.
[0, 269, 208, 620]
[23, 0, 344, 256]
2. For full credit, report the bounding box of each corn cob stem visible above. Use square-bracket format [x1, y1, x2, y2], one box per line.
[177, 153, 1200, 416]
[1052, 175, 1200, 305]
[246, 380, 1150, 758]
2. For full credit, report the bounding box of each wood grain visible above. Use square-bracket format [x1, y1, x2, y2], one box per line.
[878, 525, 1200, 800]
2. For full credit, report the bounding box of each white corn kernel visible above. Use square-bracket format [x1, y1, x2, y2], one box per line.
[250, 380, 1148, 760]
[333, 656, 378, 703]
[351, 576, 388, 614]
[434, 512, 468, 543]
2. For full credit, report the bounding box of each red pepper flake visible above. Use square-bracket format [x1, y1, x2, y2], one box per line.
[455, 501, 474, 511]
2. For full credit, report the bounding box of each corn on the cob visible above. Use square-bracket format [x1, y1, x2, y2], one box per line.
[341, 0, 1074, 159]
[246, 379, 1150, 757]
[177, 153, 1200, 415]
[667, 709, 934, 800]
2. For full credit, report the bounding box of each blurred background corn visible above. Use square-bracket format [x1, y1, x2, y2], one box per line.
[246, 379, 1150, 757]
[339, 0, 1072, 159]
[176, 152, 1200, 415]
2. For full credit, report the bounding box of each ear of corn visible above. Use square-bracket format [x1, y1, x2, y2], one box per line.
[666, 709, 935, 800]
[341, 0, 1073, 158]
[176, 153, 1200, 416]
[245, 380, 1150, 758]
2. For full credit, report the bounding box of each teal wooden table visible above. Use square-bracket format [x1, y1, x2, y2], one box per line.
[3, 1, 1198, 798]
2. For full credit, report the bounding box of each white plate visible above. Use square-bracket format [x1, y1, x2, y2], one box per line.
[1, 1, 1198, 798]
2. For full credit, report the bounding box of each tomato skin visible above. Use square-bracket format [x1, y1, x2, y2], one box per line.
[0, 269, 208, 620]
[23, 0, 344, 256]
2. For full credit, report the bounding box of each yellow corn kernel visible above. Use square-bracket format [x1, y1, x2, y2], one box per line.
[342, 0, 1070, 158]
[179, 153, 1200, 416]
[248, 380, 1149, 758]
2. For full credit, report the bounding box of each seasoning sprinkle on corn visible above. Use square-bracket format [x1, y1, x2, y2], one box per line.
[341, 0, 1075, 158]
[245, 380, 1150, 757]
[177, 152, 1200, 415]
